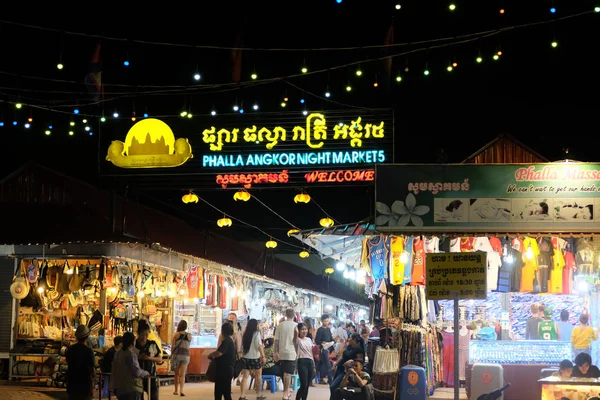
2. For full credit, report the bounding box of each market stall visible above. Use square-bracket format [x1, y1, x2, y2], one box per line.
[294, 161, 600, 399]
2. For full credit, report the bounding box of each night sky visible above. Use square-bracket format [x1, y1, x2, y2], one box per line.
[1, 1, 599, 258]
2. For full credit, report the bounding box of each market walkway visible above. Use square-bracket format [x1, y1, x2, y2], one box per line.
[0, 382, 468, 399]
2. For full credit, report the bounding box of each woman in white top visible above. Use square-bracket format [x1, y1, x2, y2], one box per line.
[295, 323, 315, 400]
[240, 319, 266, 400]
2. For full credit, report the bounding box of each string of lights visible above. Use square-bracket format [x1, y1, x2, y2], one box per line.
[0, 9, 594, 92]
[0, 9, 597, 134]
[194, 195, 308, 251]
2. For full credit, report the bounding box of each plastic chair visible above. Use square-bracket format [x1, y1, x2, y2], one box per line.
[290, 374, 301, 391]
[249, 375, 278, 394]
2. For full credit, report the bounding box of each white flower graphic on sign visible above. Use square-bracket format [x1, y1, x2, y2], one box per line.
[375, 193, 430, 227]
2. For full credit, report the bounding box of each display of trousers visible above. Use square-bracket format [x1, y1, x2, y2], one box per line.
[441, 330, 455, 387]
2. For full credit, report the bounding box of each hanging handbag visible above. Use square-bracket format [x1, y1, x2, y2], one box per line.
[233, 352, 245, 379]
[68, 264, 83, 292]
[56, 261, 71, 294]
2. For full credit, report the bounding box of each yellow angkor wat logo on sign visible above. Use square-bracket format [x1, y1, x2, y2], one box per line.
[106, 118, 193, 168]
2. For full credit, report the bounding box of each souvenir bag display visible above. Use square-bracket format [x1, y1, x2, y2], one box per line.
[56, 261, 72, 295]
[372, 346, 400, 392]
[10, 262, 30, 300]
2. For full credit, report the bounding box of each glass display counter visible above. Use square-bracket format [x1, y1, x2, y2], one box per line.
[540, 376, 600, 400]
[173, 300, 222, 375]
[469, 340, 572, 365]
[466, 340, 572, 400]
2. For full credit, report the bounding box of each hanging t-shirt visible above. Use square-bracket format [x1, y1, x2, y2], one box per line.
[402, 236, 414, 285]
[512, 238, 524, 253]
[438, 236, 451, 253]
[489, 236, 503, 256]
[460, 237, 474, 252]
[187, 265, 199, 299]
[389, 236, 405, 285]
[536, 237, 553, 293]
[411, 236, 426, 285]
[473, 237, 502, 291]
[550, 248, 564, 294]
[503, 247, 524, 293]
[367, 236, 390, 281]
[449, 238, 461, 253]
[521, 237, 540, 292]
[563, 251, 576, 295]
[425, 236, 439, 253]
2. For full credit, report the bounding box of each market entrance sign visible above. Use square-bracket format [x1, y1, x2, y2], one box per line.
[99, 109, 393, 190]
[425, 253, 487, 300]
[375, 163, 600, 232]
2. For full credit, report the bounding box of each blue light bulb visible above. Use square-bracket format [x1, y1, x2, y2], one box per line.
[550, 7, 556, 13]
[13, 121, 17, 126]
[239, 109, 244, 114]
[336, 0, 342, 3]
[89, 131, 93, 136]
[48, 125, 53, 129]
[124, 60, 130, 66]
[300, 99, 305, 104]
[74, 109, 80, 114]
[143, 113, 149, 118]
[0, 122, 4, 127]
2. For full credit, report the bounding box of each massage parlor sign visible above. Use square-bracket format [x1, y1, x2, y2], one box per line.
[375, 163, 600, 233]
[102, 110, 394, 189]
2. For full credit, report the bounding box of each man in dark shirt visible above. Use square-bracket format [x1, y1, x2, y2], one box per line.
[315, 314, 334, 384]
[100, 335, 123, 398]
[572, 352, 600, 378]
[66, 325, 96, 400]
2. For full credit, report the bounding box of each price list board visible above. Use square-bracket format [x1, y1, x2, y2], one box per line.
[425, 253, 488, 300]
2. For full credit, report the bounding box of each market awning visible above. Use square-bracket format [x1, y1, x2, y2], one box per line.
[293, 222, 377, 269]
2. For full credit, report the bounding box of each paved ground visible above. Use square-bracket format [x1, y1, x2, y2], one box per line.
[0, 381, 468, 399]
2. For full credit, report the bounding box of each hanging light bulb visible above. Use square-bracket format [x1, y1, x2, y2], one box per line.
[396, 75, 402, 82]
[356, 68, 363, 76]
[57, 62, 64, 70]
[476, 56, 483, 63]
[280, 102, 287, 108]
[447, 65, 453, 72]
[113, 111, 119, 118]
[266, 239, 278, 249]
[395, 4, 401, 10]
[181, 110, 188, 117]
[37, 286, 45, 294]
[194, 72, 201, 81]
[301, 65, 308, 73]
[526, 247, 534, 259]
[253, 104, 259, 110]
[15, 103, 22, 109]
[211, 109, 217, 116]
[400, 251, 409, 263]
[449, 3, 456, 11]
[101, 116, 106, 122]
[346, 84, 352, 92]
[551, 40, 558, 48]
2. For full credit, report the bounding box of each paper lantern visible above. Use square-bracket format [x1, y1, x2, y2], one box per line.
[182, 192, 199, 204]
[287, 229, 300, 237]
[299, 250, 310, 258]
[233, 190, 251, 202]
[324, 267, 335, 275]
[320, 217, 334, 228]
[294, 193, 311, 203]
[217, 217, 232, 227]
[265, 239, 278, 249]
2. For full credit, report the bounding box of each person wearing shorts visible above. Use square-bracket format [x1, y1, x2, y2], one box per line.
[239, 319, 267, 400]
[275, 309, 298, 400]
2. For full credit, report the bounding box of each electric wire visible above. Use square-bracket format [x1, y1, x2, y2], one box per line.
[250, 194, 300, 229]
[0, 10, 592, 52]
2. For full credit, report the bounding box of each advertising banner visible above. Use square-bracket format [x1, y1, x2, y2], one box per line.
[375, 163, 600, 232]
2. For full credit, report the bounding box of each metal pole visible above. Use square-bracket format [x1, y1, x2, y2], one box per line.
[454, 295, 460, 400]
